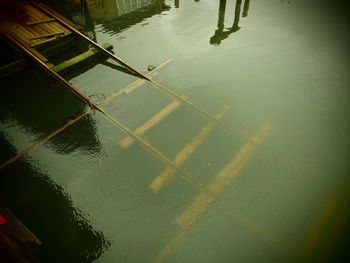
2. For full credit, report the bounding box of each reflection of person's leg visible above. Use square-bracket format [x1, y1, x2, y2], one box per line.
[242, 0, 250, 17]
[232, 0, 242, 30]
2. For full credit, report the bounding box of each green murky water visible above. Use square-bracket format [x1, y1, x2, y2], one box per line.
[1, 0, 349, 262]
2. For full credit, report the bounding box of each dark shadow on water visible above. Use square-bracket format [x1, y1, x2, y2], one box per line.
[46, 113, 105, 156]
[0, 139, 109, 262]
[0, 66, 102, 159]
[0, 65, 108, 261]
[0, 131, 17, 164]
[0, 67, 84, 135]
[0, 78, 107, 260]
[102, 60, 140, 77]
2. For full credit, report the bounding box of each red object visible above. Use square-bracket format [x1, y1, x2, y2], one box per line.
[0, 214, 7, 225]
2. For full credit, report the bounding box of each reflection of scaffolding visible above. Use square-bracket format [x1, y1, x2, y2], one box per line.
[85, 0, 119, 19]
[85, 0, 170, 36]
[210, 0, 250, 45]
[85, 0, 164, 19]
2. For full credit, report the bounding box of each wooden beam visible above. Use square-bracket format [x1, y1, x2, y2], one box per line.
[26, 18, 56, 26]
[28, 31, 65, 40]
[176, 123, 271, 230]
[52, 43, 113, 73]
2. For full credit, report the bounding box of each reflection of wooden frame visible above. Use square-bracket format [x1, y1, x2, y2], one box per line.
[29, 31, 65, 40]
[85, 0, 119, 19]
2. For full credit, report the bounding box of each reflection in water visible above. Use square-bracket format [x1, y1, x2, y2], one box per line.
[47, 114, 104, 156]
[0, 69, 107, 262]
[0, 131, 16, 164]
[210, 0, 250, 45]
[0, 68, 102, 156]
[101, 60, 139, 77]
[85, 0, 119, 20]
[85, 0, 165, 18]
[174, 0, 200, 9]
[0, 141, 109, 262]
[85, 0, 170, 34]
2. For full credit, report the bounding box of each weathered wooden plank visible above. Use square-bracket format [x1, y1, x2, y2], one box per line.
[30, 36, 57, 47]
[18, 3, 51, 40]
[29, 31, 65, 40]
[20, 6, 51, 36]
[26, 4, 70, 36]
[4, 23, 35, 44]
[24, 3, 53, 35]
[26, 18, 56, 26]
[32, 2, 80, 30]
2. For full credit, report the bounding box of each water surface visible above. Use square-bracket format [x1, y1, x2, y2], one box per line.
[1, 0, 349, 262]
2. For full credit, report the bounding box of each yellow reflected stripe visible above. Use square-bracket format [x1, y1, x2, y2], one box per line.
[150, 106, 230, 193]
[119, 97, 185, 148]
[176, 123, 271, 230]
